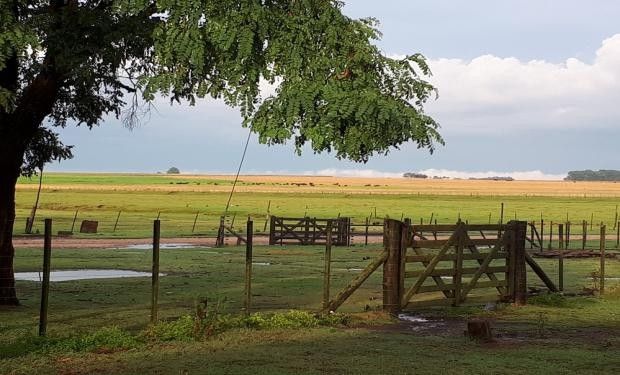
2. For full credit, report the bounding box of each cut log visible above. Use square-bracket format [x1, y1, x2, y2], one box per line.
[466, 319, 494, 342]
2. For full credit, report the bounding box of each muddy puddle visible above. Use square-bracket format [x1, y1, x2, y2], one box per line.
[15, 269, 165, 282]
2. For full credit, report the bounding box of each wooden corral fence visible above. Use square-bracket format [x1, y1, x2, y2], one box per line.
[215, 216, 248, 247]
[269, 216, 351, 246]
[323, 219, 557, 313]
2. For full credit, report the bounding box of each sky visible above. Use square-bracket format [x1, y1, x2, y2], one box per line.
[49, 1, 620, 180]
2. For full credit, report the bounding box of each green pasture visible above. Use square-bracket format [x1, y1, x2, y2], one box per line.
[1, 244, 620, 374]
[14, 174, 620, 242]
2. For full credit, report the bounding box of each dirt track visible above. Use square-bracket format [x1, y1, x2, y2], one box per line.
[12, 234, 384, 249]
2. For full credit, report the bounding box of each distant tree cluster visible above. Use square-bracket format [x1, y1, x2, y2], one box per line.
[565, 170, 620, 181]
[403, 172, 428, 179]
[166, 167, 180, 174]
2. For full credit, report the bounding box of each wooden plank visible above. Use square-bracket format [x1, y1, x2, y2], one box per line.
[419, 284, 456, 293]
[406, 253, 506, 263]
[405, 266, 507, 278]
[224, 226, 247, 244]
[460, 239, 502, 302]
[469, 279, 507, 290]
[411, 239, 451, 248]
[411, 238, 499, 249]
[412, 224, 507, 232]
[406, 298, 455, 308]
[325, 250, 388, 312]
[466, 235, 507, 295]
[400, 228, 460, 307]
[405, 295, 501, 309]
[411, 248, 453, 298]
[524, 252, 558, 292]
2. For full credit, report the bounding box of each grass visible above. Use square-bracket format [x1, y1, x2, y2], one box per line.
[5, 173, 620, 373]
[2, 243, 620, 373]
[13, 173, 620, 239]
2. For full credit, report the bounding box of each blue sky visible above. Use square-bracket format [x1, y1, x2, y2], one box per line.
[50, 1, 620, 179]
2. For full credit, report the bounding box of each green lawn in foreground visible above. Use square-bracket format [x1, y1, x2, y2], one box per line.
[1, 245, 620, 374]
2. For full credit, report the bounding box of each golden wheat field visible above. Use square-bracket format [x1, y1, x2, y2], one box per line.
[16, 173, 620, 197]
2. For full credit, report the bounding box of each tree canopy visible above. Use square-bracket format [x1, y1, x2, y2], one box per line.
[1, 0, 442, 166]
[0, 0, 442, 305]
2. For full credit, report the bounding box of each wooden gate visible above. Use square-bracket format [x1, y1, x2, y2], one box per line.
[400, 222, 514, 308]
[319, 219, 557, 313]
[269, 217, 350, 246]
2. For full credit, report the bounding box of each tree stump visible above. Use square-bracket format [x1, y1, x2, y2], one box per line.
[467, 319, 494, 342]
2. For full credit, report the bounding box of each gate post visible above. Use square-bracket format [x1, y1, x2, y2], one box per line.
[507, 221, 528, 305]
[383, 219, 403, 314]
[268, 216, 276, 245]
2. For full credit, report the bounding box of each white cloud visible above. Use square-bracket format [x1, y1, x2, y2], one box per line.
[423, 34, 620, 134]
[415, 169, 566, 181]
[300, 169, 565, 180]
[303, 169, 404, 178]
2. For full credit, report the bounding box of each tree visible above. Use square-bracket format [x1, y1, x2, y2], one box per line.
[0, 1, 442, 305]
[166, 167, 180, 174]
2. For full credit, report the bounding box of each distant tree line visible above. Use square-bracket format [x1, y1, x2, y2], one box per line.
[403, 172, 428, 179]
[565, 170, 620, 181]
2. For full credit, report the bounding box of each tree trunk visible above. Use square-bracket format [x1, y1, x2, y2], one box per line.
[0, 156, 21, 306]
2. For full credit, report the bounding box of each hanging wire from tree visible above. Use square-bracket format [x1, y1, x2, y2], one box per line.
[223, 126, 253, 217]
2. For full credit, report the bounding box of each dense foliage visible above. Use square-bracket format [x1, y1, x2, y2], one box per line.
[565, 170, 620, 181]
[1, 0, 442, 166]
[0, 0, 442, 304]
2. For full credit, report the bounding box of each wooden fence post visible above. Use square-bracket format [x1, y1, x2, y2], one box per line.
[565, 221, 571, 249]
[323, 221, 333, 310]
[113, 210, 122, 233]
[582, 220, 587, 250]
[453, 222, 465, 306]
[401, 219, 410, 302]
[383, 219, 402, 313]
[216, 216, 225, 247]
[600, 225, 606, 295]
[70, 209, 79, 233]
[558, 223, 564, 292]
[508, 221, 528, 305]
[39, 219, 52, 337]
[191, 211, 199, 233]
[245, 220, 253, 314]
[540, 219, 544, 252]
[616, 221, 619, 248]
[364, 217, 369, 246]
[151, 220, 160, 323]
[548, 221, 553, 250]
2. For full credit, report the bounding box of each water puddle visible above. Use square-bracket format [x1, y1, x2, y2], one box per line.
[397, 313, 445, 332]
[15, 269, 164, 282]
[115, 243, 205, 250]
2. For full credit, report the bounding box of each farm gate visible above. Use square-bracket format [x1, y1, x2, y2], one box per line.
[323, 219, 557, 313]
[269, 216, 351, 246]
